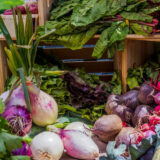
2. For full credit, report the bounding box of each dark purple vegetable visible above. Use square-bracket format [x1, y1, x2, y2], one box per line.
[132, 105, 153, 126]
[138, 83, 156, 105]
[119, 90, 139, 110]
[2, 106, 32, 136]
[154, 92, 160, 105]
[93, 115, 122, 143]
[139, 146, 155, 160]
[62, 72, 109, 108]
[12, 142, 31, 156]
[105, 95, 133, 123]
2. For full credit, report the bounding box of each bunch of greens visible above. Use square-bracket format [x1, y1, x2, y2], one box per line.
[37, 0, 160, 59]
[127, 58, 159, 90]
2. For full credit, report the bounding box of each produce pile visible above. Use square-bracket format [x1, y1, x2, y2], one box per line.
[38, 0, 160, 58]
[1, 6, 160, 160]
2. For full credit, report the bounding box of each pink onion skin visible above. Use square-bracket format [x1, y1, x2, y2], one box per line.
[2, 106, 32, 136]
[58, 129, 99, 159]
[28, 84, 58, 127]
[154, 92, 160, 105]
[0, 86, 27, 109]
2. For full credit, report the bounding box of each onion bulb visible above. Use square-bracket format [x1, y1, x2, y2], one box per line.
[27, 83, 58, 127]
[53, 129, 99, 159]
[31, 131, 64, 160]
[65, 122, 92, 137]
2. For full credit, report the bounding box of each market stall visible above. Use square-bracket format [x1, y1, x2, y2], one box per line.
[0, 0, 159, 160]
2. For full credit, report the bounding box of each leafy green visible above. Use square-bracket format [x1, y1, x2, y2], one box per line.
[0, 99, 5, 114]
[37, 0, 159, 59]
[120, 11, 153, 22]
[93, 22, 129, 58]
[106, 141, 126, 160]
[10, 156, 30, 160]
[0, 0, 24, 10]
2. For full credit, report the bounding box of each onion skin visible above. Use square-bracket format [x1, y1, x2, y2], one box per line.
[138, 83, 156, 105]
[58, 129, 99, 159]
[132, 105, 153, 126]
[28, 85, 58, 127]
[0, 86, 27, 108]
[2, 106, 32, 136]
[65, 122, 92, 137]
[115, 127, 137, 146]
[31, 131, 64, 160]
[93, 115, 122, 143]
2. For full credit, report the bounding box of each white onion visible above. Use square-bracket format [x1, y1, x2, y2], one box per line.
[65, 122, 92, 137]
[31, 131, 64, 160]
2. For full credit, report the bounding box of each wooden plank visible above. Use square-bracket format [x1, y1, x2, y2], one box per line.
[0, 41, 10, 93]
[42, 48, 108, 59]
[38, 0, 55, 25]
[63, 60, 113, 73]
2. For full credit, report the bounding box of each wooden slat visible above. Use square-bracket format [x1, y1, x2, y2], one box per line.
[42, 48, 108, 59]
[64, 60, 113, 73]
[99, 75, 112, 81]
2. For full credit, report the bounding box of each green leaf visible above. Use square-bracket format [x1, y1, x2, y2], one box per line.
[10, 156, 30, 160]
[127, 77, 139, 89]
[130, 23, 152, 36]
[0, 99, 5, 114]
[120, 11, 153, 22]
[141, 6, 160, 14]
[0, 16, 13, 45]
[18, 68, 31, 112]
[0, 132, 23, 153]
[106, 141, 126, 159]
[93, 22, 129, 59]
[129, 138, 155, 160]
[71, 0, 108, 27]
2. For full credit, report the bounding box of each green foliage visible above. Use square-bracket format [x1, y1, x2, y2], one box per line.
[0, 0, 24, 10]
[37, 0, 158, 59]
[0, 117, 30, 159]
[0, 99, 5, 114]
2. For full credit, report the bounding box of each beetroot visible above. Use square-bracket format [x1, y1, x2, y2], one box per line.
[115, 127, 137, 146]
[15, 6, 26, 14]
[119, 90, 139, 110]
[138, 83, 156, 105]
[93, 115, 122, 143]
[105, 95, 133, 123]
[132, 105, 153, 126]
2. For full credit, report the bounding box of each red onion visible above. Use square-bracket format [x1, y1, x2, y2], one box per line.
[0, 86, 27, 108]
[12, 142, 31, 156]
[154, 92, 160, 105]
[2, 106, 32, 136]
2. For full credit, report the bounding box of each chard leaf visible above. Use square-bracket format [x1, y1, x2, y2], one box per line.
[141, 6, 160, 14]
[47, 26, 98, 50]
[50, 0, 80, 20]
[93, 22, 129, 59]
[130, 23, 152, 36]
[71, 0, 108, 27]
[125, 0, 147, 12]
[120, 12, 153, 22]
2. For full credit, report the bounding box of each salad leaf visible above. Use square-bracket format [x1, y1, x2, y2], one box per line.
[0, 99, 5, 114]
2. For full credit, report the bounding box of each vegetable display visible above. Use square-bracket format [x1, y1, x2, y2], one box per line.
[1, 2, 160, 160]
[37, 0, 160, 58]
